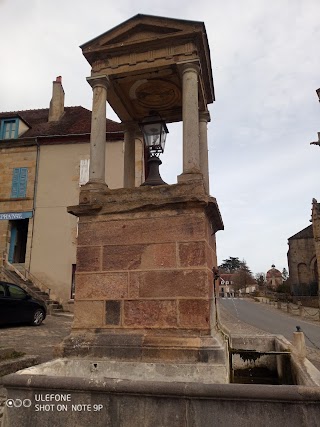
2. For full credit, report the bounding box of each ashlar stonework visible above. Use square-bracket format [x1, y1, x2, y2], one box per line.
[63, 179, 224, 363]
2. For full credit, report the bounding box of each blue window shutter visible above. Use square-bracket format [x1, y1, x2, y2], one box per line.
[11, 168, 28, 198]
[0, 121, 4, 139]
[11, 168, 20, 198]
[18, 168, 28, 197]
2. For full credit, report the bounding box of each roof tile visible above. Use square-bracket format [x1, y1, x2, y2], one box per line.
[0, 106, 122, 138]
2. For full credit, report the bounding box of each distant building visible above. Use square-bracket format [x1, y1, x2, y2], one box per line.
[287, 200, 320, 295]
[218, 273, 257, 297]
[266, 265, 283, 289]
[219, 274, 235, 297]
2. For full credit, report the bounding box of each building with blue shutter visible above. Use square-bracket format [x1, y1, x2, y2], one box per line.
[0, 77, 144, 308]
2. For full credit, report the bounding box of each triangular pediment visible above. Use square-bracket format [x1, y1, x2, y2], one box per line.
[100, 23, 181, 47]
[81, 14, 204, 52]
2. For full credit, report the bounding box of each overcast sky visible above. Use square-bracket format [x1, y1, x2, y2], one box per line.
[1, 0, 320, 275]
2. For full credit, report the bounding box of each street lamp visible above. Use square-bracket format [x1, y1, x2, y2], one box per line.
[139, 113, 169, 186]
[310, 89, 320, 146]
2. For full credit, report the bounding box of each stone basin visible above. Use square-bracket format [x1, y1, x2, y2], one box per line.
[13, 358, 228, 384]
[2, 356, 320, 427]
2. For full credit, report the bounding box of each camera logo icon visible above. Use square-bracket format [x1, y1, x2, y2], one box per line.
[6, 399, 32, 408]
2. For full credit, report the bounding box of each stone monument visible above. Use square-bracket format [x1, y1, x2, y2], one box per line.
[3, 16, 320, 427]
[62, 15, 226, 376]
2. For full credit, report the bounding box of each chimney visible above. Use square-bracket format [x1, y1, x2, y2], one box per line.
[48, 76, 65, 122]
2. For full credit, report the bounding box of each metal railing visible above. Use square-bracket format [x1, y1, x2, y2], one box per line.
[2, 252, 51, 298]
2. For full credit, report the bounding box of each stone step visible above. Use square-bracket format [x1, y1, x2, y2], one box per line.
[51, 312, 74, 319]
[0, 355, 38, 377]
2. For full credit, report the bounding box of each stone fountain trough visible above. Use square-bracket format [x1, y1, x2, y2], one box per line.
[2, 333, 320, 427]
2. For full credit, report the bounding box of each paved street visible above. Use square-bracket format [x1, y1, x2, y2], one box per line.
[219, 297, 320, 370]
[0, 314, 72, 364]
[219, 297, 320, 349]
[0, 315, 73, 424]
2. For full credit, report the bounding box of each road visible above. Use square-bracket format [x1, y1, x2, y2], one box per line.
[219, 297, 320, 350]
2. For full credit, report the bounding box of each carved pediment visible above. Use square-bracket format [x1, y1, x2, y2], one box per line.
[81, 14, 203, 55]
[81, 14, 215, 121]
[101, 23, 180, 47]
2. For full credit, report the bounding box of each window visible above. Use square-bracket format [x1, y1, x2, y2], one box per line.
[11, 167, 28, 198]
[8, 284, 26, 299]
[0, 119, 18, 139]
[79, 159, 90, 186]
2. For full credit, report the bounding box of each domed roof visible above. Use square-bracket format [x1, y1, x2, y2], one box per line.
[266, 265, 282, 278]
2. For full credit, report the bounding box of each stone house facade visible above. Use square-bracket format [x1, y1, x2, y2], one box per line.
[287, 216, 319, 295]
[218, 273, 256, 297]
[0, 77, 144, 306]
[218, 274, 235, 297]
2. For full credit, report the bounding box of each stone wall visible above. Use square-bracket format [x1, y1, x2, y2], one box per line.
[0, 145, 37, 263]
[312, 199, 320, 296]
[74, 206, 216, 335]
[63, 181, 224, 362]
[287, 225, 317, 293]
[3, 374, 320, 427]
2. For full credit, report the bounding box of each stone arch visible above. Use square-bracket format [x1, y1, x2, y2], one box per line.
[310, 256, 318, 282]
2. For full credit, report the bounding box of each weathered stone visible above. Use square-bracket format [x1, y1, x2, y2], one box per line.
[133, 270, 209, 298]
[128, 271, 140, 298]
[178, 241, 206, 267]
[106, 300, 121, 325]
[78, 214, 207, 246]
[73, 301, 105, 327]
[76, 272, 128, 299]
[76, 246, 101, 272]
[124, 300, 177, 327]
[102, 243, 176, 270]
[178, 299, 210, 328]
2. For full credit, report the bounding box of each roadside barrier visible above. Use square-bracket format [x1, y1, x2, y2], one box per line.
[260, 298, 320, 322]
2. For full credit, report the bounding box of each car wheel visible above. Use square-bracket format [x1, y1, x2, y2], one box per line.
[32, 309, 45, 326]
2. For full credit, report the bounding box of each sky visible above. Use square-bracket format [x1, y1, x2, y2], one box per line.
[1, 0, 320, 276]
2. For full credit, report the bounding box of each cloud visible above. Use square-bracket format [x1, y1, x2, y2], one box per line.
[1, 0, 320, 274]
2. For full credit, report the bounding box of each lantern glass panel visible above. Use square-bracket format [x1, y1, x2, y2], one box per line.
[140, 119, 168, 155]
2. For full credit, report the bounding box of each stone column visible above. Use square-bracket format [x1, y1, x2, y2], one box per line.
[199, 111, 210, 194]
[87, 75, 110, 185]
[178, 62, 201, 181]
[123, 122, 136, 188]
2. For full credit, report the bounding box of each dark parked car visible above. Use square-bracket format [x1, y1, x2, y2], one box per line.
[0, 281, 47, 326]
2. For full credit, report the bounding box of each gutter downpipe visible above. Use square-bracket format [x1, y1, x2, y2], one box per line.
[28, 138, 40, 272]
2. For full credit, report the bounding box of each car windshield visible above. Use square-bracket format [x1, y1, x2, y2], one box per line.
[0, 284, 5, 297]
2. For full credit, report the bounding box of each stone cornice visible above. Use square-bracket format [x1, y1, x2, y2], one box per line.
[68, 180, 224, 233]
[87, 75, 110, 90]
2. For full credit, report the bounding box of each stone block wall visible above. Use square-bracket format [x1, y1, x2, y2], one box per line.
[0, 146, 36, 207]
[287, 237, 316, 285]
[0, 146, 37, 264]
[73, 206, 216, 336]
[312, 201, 320, 291]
